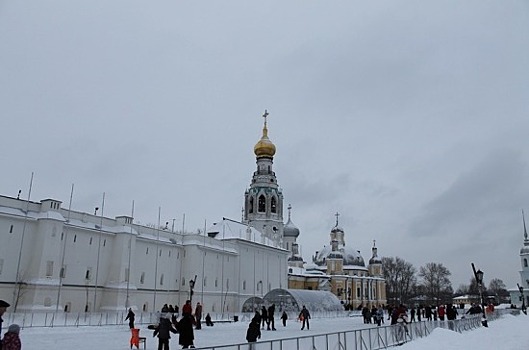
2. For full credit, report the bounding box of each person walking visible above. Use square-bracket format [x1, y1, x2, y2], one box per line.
[299, 305, 310, 330]
[1, 324, 20, 350]
[438, 305, 446, 321]
[281, 311, 288, 327]
[374, 306, 383, 326]
[153, 314, 178, 350]
[246, 319, 261, 350]
[194, 302, 202, 330]
[125, 308, 136, 329]
[260, 306, 267, 330]
[267, 304, 276, 330]
[178, 312, 195, 349]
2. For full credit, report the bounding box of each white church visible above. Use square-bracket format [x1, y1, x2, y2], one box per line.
[0, 113, 291, 314]
[509, 212, 529, 308]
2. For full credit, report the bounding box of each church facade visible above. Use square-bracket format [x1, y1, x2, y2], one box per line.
[286, 213, 387, 309]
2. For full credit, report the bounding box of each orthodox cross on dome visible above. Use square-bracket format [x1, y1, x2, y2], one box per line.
[262, 109, 269, 124]
[373, 239, 376, 248]
[288, 204, 292, 220]
[335, 212, 340, 227]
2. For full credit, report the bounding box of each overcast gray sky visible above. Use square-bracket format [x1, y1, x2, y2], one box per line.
[1, 1, 528, 291]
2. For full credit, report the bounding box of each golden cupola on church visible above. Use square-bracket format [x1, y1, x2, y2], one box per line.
[253, 115, 276, 158]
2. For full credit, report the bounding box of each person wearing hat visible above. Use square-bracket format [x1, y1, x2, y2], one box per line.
[0, 300, 11, 350]
[1, 324, 20, 350]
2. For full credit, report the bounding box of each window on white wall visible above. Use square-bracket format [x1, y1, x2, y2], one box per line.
[9, 225, 14, 233]
[160, 274, 164, 286]
[0, 259, 3, 275]
[46, 261, 54, 277]
[140, 272, 145, 284]
[60, 265, 66, 278]
[85, 268, 92, 280]
[243, 280, 246, 290]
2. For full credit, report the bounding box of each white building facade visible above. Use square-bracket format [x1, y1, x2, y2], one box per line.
[0, 114, 289, 314]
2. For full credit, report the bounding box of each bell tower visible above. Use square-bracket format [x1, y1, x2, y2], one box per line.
[243, 110, 284, 244]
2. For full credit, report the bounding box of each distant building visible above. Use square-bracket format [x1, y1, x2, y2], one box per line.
[287, 212, 387, 308]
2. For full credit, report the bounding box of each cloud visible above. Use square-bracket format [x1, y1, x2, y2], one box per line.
[409, 149, 529, 239]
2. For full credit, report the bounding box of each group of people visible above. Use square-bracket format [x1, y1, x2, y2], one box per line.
[246, 304, 311, 347]
[0, 299, 21, 350]
[127, 300, 214, 350]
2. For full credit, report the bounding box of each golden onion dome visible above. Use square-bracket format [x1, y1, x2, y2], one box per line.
[254, 120, 276, 158]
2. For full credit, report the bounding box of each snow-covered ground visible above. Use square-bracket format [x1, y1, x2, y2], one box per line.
[8, 313, 529, 349]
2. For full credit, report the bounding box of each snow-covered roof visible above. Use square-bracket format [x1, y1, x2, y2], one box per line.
[206, 217, 283, 249]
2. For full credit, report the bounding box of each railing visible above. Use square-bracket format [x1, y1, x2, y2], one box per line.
[191, 309, 519, 350]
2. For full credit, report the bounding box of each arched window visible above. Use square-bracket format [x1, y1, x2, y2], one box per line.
[271, 197, 277, 213]
[258, 195, 266, 212]
[524, 258, 528, 268]
[249, 197, 254, 214]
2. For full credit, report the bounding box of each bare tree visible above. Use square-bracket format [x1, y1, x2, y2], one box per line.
[382, 257, 417, 304]
[488, 278, 508, 302]
[455, 284, 469, 296]
[418, 262, 453, 305]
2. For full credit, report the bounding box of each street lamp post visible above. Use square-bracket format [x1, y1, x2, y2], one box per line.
[189, 275, 197, 303]
[517, 283, 527, 315]
[471, 263, 488, 327]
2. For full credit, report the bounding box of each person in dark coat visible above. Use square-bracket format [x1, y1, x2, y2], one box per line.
[299, 305, 311, 330]
[260, 306, 268, 330]
[281, 311, 288, 327]
[153, 314, 177, 350]
[251, 311, 261, 325]
[194, 302, 202, 330]
[267, 304, 276, 330]
[178, 313, 195, 349]
[162, 304, 169, 313]
[125, 308, 136, 329]
[205, 313, 213, 327]
[246, 320, 261, 349]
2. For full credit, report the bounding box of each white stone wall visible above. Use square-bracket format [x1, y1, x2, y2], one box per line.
[0, 195, 288, 314]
